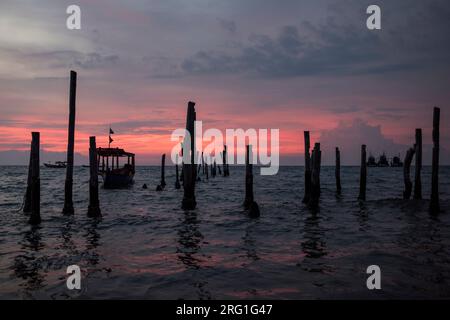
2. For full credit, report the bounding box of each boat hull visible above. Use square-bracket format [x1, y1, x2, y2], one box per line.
[102, 172, 134, 189]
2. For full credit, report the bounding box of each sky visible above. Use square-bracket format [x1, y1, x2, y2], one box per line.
[0, 0, 449, 165]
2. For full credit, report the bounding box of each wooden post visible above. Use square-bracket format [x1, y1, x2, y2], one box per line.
[175, 154, 181, 189]
[335, 147, 341, 194]
[223, 146, 228, 177]
[180, 143, 184, 182]
[244, 145, 260, 217]
[218, 160, 222, 175]
[202, 152, 205, 175]
[205, 160, 209, 180]
[182, 101, 197, 210]
[23, 147, 32, 213]
[403, 147, 415, 199]
[87, 136, 101, 217]
[414, 128, 422, 199]
[161, 153, 166, 187]
[358, 144, 367, 201]
[213, 160, 217, 178]
[430, 107, 440, 213]
[244, 145, 254, 209]
[29, 132, 40, 225]
[157, 154, 166, 191]
[302, 131, 311, 203]
[63, 70, 77, 215]
[309, 142, 321, 207]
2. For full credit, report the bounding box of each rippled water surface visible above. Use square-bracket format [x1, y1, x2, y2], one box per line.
[0, 165, 449, 299]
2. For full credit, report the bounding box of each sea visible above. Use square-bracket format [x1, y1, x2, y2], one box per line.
[0, 165, 449, 299]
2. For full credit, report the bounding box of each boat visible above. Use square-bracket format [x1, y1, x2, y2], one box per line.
[367, 154, 377, 167]
[97, 147, 135, 189]
[44, 161, 67, 168]
[390, 155, 403, 167]
[377, 153, 389, 167]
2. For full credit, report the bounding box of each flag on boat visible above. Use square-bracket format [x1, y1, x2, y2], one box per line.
[109, 128, 114, 134]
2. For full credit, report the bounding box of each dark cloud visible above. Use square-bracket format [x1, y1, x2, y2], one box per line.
[181, 0, 450, 78]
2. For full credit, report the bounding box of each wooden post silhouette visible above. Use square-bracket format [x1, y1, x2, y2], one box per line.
[87, 136, 101, 217]
[244, 145, 254, 208]
[244, 145, 260, 217]
[212, 160, 217, 177]
[403, 147, 415, 199]
[302, 131, 311, 203]
[29, 132, 40, 225]
[414, 128, 422, 199]
[180, 143, 184, 182]
[161, 153, 166, 187]
[309, 142, 321, 208]
[335, 147, 341, 194]
[157, 154, 166, 191]
[218, 159, 222, 175]
[430, 107, 440, 213]
[205, 160, 209, 180]
[182, 101, 197, 210]
[223, 146, 228, 177]
[358, 144, 367, 201]
[63, 70, 77, 215]
[202, 152, 205, 175]
[175, 154, 181, 189]
[23, 148, 32, 213]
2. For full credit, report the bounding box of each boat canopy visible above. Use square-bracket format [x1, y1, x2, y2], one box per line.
[97, 147, 135, 157]
[97, 147, 135, 173]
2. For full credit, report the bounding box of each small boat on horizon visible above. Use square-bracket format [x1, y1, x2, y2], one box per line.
[44, 161, 67, 168]
[367, 153, 403, 167]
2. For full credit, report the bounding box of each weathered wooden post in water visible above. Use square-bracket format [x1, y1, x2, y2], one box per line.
[212, 160, 217, 178]
[63, 70, 77, 215]
[308, 142, 321, 208]
[23, 149, 32, 213]
[29, 132, 40, 225]
[156, 154, 166, 191]
[335, 147, 341, 194]
[403, 147, 415, 199]
[87, 137, 101, 217]
[175, 154, 181, 189]
[414, 128, 422, 199]
[302, 131, 311, 203]
[223, 146, 229, 177]
[182, 101, 197, 210]
[244, 145, 260, 217]
[358, 145, 367, 201]
[430, 107, 440, 214]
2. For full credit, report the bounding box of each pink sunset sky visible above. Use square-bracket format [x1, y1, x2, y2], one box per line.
[1, 0, 449, 165]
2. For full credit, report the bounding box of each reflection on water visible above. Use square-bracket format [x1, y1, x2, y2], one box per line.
[177, 211, 203, 270]
[1, 166, 450, 299]
[13, 226, 46, 297]
[85, 218, 102, 268]
[176, 210, 211, 299]
[242, 222, 259, 263]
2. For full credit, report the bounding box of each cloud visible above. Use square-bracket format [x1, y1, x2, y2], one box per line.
[218, 18, 237, 34]
[319, 119, 407, 165]
[180, 1, 450, 78]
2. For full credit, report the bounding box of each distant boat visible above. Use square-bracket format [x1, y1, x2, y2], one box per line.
[367, 154, 377, 167]
[97, 147, 135, 189]
[44, 161, 67, 168]
[367, 153, 403, 167]
[378, 153, 389, 167]
[390, 155, 403, 167]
